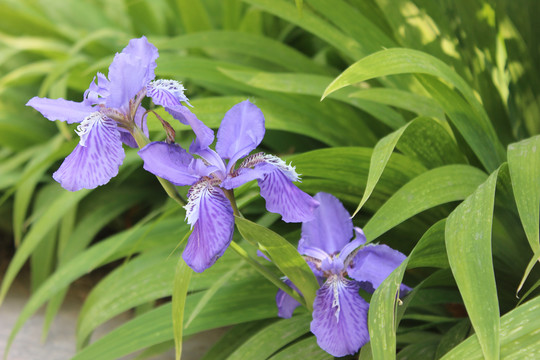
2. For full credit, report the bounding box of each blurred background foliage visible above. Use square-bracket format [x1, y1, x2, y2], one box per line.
[0, 0, 539, 359]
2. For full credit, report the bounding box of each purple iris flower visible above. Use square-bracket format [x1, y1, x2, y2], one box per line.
[275, 192, 410, 357]
[138, 100, 319, 272]
[26, 36, 190, 191]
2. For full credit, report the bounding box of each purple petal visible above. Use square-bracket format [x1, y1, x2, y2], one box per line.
[84, 72, 109, 105]
[26, 97, 94, 124]
[276, 278, 302, 319]
[53, 113, 125, 191]
[221, 162, 274, 189]
[301, 192, 353, 255]
[147, 79, 190, 107]
[258, 165, 318, 223]
[106, 37, 158, 109]
[138, 142, 202, 186]
[163, 105, 215, 155]
[347, 244, 407, 291]
[182, 184, 234, 272]
[311, 276, 370, 357]
[215, 100, 265, 168]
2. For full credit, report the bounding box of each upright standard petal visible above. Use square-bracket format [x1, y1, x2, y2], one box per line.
[311, 276, 370, 357]
[26, 97, 94, 124]
[53, 113, 125, 191]
[106, 37, 158, 109]
[301, 192, 354, 255]
[164, 105, 215, 155]
[138, 142, 201, 186]
[215, 100, 265, 168]
[347, 244, 407, 291]
[258, 165, 318, 223]
[182, 184, 234, 272]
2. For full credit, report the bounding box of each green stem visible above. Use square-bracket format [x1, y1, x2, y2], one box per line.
[228, 241, 306, 306]
[131, 126, 186, 206]
[224, 189, 306, 307]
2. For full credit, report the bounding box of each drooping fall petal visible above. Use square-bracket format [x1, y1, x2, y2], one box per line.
[52, 113, 125, 191]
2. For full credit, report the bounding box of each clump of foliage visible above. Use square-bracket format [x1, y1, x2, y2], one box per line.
[1, 0, 539, 359]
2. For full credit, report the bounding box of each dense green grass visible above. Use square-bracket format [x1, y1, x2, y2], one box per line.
[1, 0, 539, 359]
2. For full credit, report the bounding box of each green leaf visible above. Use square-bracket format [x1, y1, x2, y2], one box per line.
[289, 147, 425, 209]
[435, 320, 471, 359]
[235, 217, 319, 310]
[226, 315, 311, 360]
[352, 120, 410, 217]
[322, 48, 505, 172]
[507, 135, 540, 254]
[364, 165, 487, 241]
[0, 189, 90, 305]
[155, 31, 329, 75]
[445, 168, 500, 360]
[72, 276, 278, 360]
[172, 257, 192, 360]
[440, 296, 540, 359]
[368, 219, 448, 360]
[348, 88, 445, 120]
[268, 336, 330, 360]
[174, 0, 212, 32]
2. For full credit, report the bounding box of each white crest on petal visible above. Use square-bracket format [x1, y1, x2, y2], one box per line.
[330, 276, 342, 322]
[263, 154, 300, 182]
[147, 79, 191, 106]
[75, 112, 107, 147]
[184, 179, 211, 227]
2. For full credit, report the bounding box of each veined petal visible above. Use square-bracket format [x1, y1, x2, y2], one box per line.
[258, 164, 318, 223]
[220, 163, 274, 189]
[215, 100, 265, 166]
[53, 113, 125, 191]
[301, 192, 354, 255]
[182, 184, 234, 272]
[347, 244, 408, 291]
[138, 142, 202, 186]
[26, 97, 94, 124]
[163, 105, 214, 154]
[311, 276, 370, 357]
[147, 79, 190, 107]
[276, 278, 302, 319]
[106, 36, 158, 109]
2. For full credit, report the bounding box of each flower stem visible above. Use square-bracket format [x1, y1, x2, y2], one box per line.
[228, 241, 306, 306]
[132, 126, 186, 206]
[224, 189, 306, 307]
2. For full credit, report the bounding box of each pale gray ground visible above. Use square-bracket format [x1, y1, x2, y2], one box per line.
[0, 271, 226, 360]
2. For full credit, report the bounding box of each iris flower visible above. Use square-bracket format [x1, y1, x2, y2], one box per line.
[26, 36, 190, 191]
[275, 192, 410, 357]
[138, 100, 319, 272]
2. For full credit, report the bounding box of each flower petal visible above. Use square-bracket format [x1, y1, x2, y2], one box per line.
[258, 167, 318, 222]
[138, 142, 202, 186]
[163, 104, 215, 155]
[347, 244, 407, 291]
[301, 192, 353, 255]
[106, 36, 158, 109]
[147, 79, 190, 107]
[53, 113, 125, 191]
[311, 276, 370, 357]
[26, 97, 94, 124]
[276, 278, 302, 319]
[215, 100, 265, 167]
[182, 184, 234, 272]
